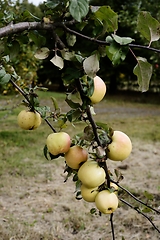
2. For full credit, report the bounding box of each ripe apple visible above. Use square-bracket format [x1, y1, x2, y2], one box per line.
[81, 184, 99, 202]
[80, 184, 99, 202]
[89, 76, 106, 104]
[64, 145, 88, 169]
[107, 130, 132, 161]
[78, 160, 106, 188]
[95, 190, 119, 214]
[46, 132, 71, 156]
[17, 110, 41, 130]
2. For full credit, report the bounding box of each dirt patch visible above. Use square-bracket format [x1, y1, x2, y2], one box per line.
[0, 139, 159, 240]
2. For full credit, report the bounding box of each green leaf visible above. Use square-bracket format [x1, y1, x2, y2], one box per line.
[51, 97, 59, 111]
[81, 76, 94, 97]
[90, 208, 97, 214]
[112, 34, 134, 45]
[94, 6, 118, 33]
[106, 43, 128, 65]
[62, 68, 81, 85]
[137, 11, 160, 46]
[9, 41, 20, 60]
[83, 53, 99, 78]
[34, 47, 50, 60]
[22, 10, 41, 21]
[60, 49, 75, 61]
[50, 54, 64, 69]
[65, 95, 81, 109]
[66, 109, 82, 122]
[45, 0, 61, 9]
[66, 33, 76, 46]
[29, 31, 46, 47]
[133, 57, 153, 92]
[0, 69, 6, 79]
[69, 0, 89, 22]
[96, 122, 110, 133]
[0, 73, 11, 85]
[35, 106, 50, 118]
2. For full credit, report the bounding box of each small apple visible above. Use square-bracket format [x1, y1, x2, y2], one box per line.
[78, 160, 106, 188]
[89, 76, 106, 104]
[64, 145, 88, 169]
[46, 132, 71, 156]
[95, 190, 119, 214]
[107, 130, 132, 161]
[80, 184, 99, 202]
[17, 110, 41, 130]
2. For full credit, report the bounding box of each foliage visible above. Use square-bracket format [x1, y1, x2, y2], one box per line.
[0, 0, 160, 239]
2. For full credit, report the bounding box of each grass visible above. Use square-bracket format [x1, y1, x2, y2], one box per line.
[0, 90, 160, 178]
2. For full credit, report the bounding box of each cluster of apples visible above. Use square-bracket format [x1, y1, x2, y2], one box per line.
[17, 76, 132, 214]
[46, 129, 132, 214]
[17, 75, 105, 130]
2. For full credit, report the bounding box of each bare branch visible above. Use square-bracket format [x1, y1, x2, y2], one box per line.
[120, 198, 160, 234]
[0, 22, 53, 38]
[112, 181, 160, 215]
[1, 21, 160, 54]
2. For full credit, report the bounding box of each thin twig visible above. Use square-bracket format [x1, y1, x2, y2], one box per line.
[112, 181, 160, 215]
[110, 213, 115, 240]
[119, 198, 160, 234]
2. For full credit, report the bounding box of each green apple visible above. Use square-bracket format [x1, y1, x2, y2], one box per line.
[107, 130, 132, 161]
[95, 190, 119, 214]
[64, 145, 88, 169]
[46, 132, 71, 155]
[89, 76, 106, 104]
[17, 110, 41, 130]
[80, 184, 99, 202]
[78, 160, 106, 188]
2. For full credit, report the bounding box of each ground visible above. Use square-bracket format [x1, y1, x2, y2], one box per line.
[0, 91, 160, 240]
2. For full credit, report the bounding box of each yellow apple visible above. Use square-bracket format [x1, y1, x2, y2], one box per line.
[17, 110, 41, 130]
[89, 76, 106, 104]
[78, 160, 106, 188]
[107, 130, 132, 161]
[64, 145, 88, 169]
[46, 132, 71, 156]
[95, 190, 119, 214]
[80, 184, 99, 202]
